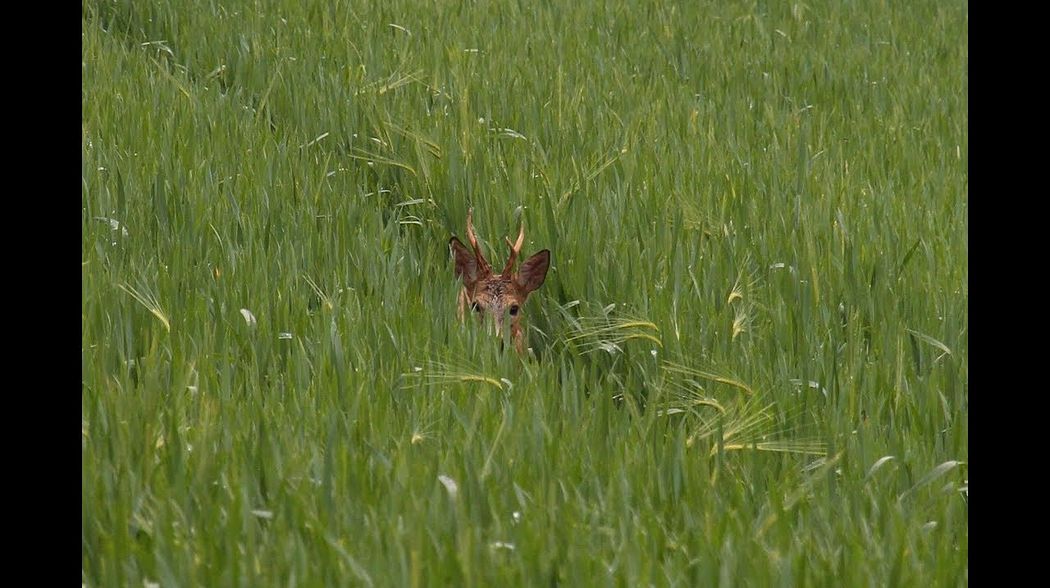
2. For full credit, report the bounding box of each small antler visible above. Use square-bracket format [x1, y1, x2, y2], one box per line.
[501, 221, 525, 276]
[466, 208, 491, 272]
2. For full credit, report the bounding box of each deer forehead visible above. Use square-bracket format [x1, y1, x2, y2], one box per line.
[473, 277, 524, 305]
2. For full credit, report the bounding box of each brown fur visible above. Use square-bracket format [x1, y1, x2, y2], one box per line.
[450, 209, 550, 354]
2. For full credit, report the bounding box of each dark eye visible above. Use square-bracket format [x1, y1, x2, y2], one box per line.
[472, 302, 482, 313]
[509, 305, 519, 316]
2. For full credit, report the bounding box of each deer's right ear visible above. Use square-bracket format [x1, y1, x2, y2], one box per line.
[516, 249, 550, 294]
[450, 237, 480, 286]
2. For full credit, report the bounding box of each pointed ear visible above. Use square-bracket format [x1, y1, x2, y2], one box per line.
[450, 237, 481, 286]
[515, 249, 550, 294]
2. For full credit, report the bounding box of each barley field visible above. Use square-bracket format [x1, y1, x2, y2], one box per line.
[82, 1, 968, 585]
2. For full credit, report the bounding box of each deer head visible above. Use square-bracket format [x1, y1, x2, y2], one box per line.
[449, 208, 551, 354]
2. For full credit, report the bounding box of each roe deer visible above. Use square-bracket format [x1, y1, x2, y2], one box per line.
[449, 208, 550, 354]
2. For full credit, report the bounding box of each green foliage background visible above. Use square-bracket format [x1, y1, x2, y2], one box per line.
[83, 1, 967, 585]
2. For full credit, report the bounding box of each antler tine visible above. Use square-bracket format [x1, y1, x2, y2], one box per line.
[501, 221, 526, 275]
[466, 207, 491, 271]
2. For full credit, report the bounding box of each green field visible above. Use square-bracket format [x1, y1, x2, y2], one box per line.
[82, 0, 968, 585]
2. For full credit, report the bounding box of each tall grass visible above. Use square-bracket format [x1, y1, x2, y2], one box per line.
[83, 0, 967, 585]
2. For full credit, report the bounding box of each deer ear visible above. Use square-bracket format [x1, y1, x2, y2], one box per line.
[450, 237, 480, 286]
[515, 249, 550, 294]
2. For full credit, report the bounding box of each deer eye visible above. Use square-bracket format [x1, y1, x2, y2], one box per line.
[509, 305, 520, 316]
[471, 302, 482, 313]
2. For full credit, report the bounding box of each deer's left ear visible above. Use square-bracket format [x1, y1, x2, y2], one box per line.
[515, 250, 550, 294]
[450, 237, 481, 286]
